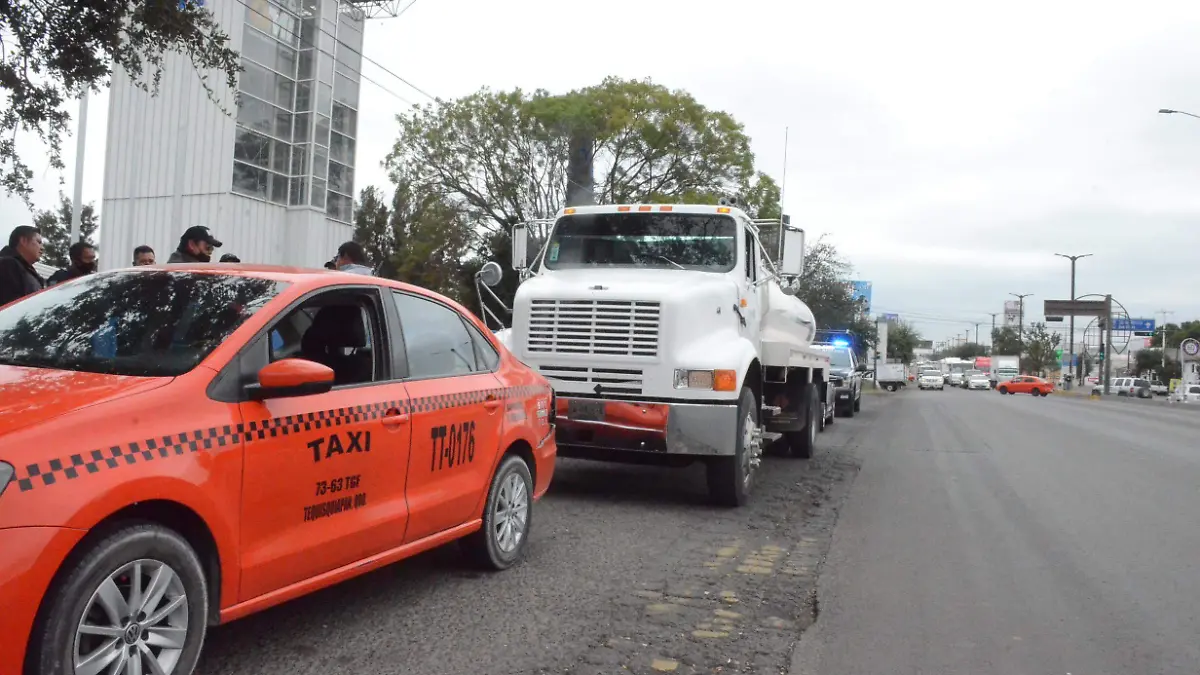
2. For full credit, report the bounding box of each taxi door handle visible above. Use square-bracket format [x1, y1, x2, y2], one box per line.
[483, 398, 502, 412]
[382, 409, 410, 428]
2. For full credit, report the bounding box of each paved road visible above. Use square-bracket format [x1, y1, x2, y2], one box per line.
[195, 397, 885, 675]
[792, 387, 1200, 675]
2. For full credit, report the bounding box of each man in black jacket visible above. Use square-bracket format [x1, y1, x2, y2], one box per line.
[47, 241, 98, 286]
[167, 225, 223, 263]
[0, 226, 46, 307]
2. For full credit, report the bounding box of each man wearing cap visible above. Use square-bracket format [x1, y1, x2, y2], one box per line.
[168, 226, 222, 263]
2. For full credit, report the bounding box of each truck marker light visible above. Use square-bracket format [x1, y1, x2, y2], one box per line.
[740, 298, 748, 308]
[717, 207, 731, 213]
[713, 370, 737, 392]
[638, 205, 652, 211]
[660, 205, 673, 211]
[564, 208, 576, 215]
[617, 205, 631, 212]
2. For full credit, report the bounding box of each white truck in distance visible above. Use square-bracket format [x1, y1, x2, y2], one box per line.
[478, 201, 834, 507]
[990, 355, 1020, 388]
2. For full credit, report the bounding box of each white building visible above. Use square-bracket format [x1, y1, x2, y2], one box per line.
[101, 0, 365, 269]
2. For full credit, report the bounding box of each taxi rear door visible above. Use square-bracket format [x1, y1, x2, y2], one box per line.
[233, 287, 413, 601]
[386, 290, 505, 543]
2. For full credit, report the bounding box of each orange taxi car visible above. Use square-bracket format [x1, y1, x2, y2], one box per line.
[0, 264, 556, 675]
[996, 375, 1054, 397]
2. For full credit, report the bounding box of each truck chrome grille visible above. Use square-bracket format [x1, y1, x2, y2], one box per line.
[538, 365, 646, 395]
[527, 299, 660, 358]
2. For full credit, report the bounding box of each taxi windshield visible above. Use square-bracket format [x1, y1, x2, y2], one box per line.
[543, 212, 738, 272]
[0, 270, 287, 377]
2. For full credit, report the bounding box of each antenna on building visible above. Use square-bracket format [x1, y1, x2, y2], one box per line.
[341, 0, 410, 20]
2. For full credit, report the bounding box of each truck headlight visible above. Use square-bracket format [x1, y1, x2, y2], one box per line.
[0, 462, 13, 498]
[673, 369, 737, 391]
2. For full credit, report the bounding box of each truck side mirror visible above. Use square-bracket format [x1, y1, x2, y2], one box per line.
[511, 223, 529, 271]
[779, 226, 805, 276]
[477, 261, 503, 288]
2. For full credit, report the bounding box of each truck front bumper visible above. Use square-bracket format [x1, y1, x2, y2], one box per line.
[554, 396, 739, 457]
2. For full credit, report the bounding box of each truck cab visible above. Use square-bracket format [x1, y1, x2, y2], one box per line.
[478, 201, 834, 507]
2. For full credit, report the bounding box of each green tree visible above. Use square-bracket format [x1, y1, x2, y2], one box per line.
[1151, 321, 1200, 350]
[991, 326, 1024, 355]
[886, 320, 922, 364]
[1021, 323, 1061, 376]
[1134, 349, 1181, 381]
[0, 1, 240, 203]
[791, 237, 877, 357]
[950, 342, 988, 359]
[353, 186, 397, 277]
[33, 193, 99, 268]
[385, 78, 775, 306]
[388, 180, 475, 304]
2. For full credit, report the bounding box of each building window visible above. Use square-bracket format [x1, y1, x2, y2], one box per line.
[331, 103, 356, 137]
[327, 192, 353, 223]
[329, 132, 354, 164]
[328, 161, 353, 194]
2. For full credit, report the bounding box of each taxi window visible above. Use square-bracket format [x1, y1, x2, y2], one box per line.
[466, 321, 500, 371]
[271, 294, 382, 386]
[391, 291, 478, 379]
[0, 270, 285, 377]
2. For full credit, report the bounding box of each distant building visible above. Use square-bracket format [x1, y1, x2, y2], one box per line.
[101, 0, 365, 269]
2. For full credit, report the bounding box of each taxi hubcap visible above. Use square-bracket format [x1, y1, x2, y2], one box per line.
[494, 472, 529, 554]
[74, 559, 189, 675]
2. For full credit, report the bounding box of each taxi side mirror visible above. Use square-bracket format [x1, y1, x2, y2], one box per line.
[247, 358, 335, 400]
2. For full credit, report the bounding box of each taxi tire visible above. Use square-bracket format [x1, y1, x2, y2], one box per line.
[706, 386, 757, 508]
[33, 523, 208, 675]
[462, 454, 534, 571]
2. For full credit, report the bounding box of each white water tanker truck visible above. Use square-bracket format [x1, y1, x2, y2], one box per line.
[474, 199, 834, 506]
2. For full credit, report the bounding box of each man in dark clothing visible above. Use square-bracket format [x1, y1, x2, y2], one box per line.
[47, 241, 98, 286]
[0, 225, 46, 306]
[167, 225, 223, 263]
[325, 241, 373, 275]
[219, 253, 241, 263]
[133, 245, 156, 266]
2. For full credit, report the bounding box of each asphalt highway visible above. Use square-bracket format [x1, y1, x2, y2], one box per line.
[792, 387, 1200, 675]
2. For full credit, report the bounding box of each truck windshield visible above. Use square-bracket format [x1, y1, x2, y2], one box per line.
[542, 212, 737, 272]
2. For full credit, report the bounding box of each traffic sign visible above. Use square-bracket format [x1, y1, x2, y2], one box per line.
[1113, 317, 1155, 334]
[1043, 299, 1109, 317]
[1182, 339, 1200, 358]
[1045, 316, 1064, 322]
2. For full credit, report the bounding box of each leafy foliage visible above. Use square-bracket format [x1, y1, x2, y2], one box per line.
[885, 320, 922, 364]
[1020, 323, 1061, 375]
[1134, 349, 1180, 381]
[32, 193, 99, 268]
[1150, 321, 1200, 350]
[990, 325, 1024, 355]
[794, 237, 877, 356]
[0, 0, 241, 203]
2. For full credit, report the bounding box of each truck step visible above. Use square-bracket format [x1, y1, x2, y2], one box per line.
[761, 405, 782, 417]
[761, 431, 783, 444]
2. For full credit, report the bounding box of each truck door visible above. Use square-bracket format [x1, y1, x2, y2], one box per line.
[741, 225, 765, 345]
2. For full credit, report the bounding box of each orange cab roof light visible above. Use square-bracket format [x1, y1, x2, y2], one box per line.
[660, 205, 673, 211]
[617, 205, 631, 212]
[564, 208, 576, 215]
[638, 205, 652, 211]
[717, 207, 731, 214]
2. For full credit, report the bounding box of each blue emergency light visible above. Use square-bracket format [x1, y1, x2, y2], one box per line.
[831, 338, 850, 348]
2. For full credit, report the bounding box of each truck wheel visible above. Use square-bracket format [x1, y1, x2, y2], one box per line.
[785, 384, 819, 459]
[707, 386, 759, 507]
[853, 393, 861, 412]
[33, 523, 209, 675]
[886, 384, 896, 392]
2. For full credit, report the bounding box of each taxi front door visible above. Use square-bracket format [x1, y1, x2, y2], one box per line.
[237, 294, 412, 601]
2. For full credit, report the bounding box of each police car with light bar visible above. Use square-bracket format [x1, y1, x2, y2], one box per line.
[811, 337, 863, 417]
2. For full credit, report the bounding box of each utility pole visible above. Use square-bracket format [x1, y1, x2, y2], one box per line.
[1103, 294, 1114, 395]
[965, 329, 970, 345]
[973, 322, 983, 346]
[1010, 293, 1033, 342]
[988, 313, 999, 346]
[1054, 253, 1092, 389]
[70, 89, 90, 245]
[1157, 309, 1174, 374]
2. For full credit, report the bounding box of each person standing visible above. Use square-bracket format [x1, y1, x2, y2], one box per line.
[326, 241, 373, 275]
[167, 226, 223, 263]
[133, 245, 156, 266]
[47, 241, 98, 285]
[0, 226, 46, 306]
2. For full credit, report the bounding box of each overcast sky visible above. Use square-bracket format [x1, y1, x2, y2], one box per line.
[2, 0, 1199, 344]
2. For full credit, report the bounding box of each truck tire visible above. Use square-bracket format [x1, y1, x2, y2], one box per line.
[853, 392, 861, 412]
[785, 384, 819, 459]
[707, 386, 759, 507]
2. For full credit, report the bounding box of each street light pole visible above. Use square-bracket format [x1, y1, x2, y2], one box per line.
[1157, 309, 1174, 374]
[69, 89, 90, 245]
[1010, 293, 1033, 342]
[1159, 108, 1200, 120]
[1055, 253, 1092, 389]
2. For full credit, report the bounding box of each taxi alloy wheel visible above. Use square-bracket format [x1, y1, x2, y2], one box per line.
[36, 524, 208, 675]
[463, 454, 534, 570]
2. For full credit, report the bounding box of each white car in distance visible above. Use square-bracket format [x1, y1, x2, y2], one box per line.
[918, 370, 945, 390]
[967, 372, 992, 390]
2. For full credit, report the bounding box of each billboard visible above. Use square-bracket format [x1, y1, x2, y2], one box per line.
[849, 280, 872, 314]
[1003, 300, 1021, 327]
